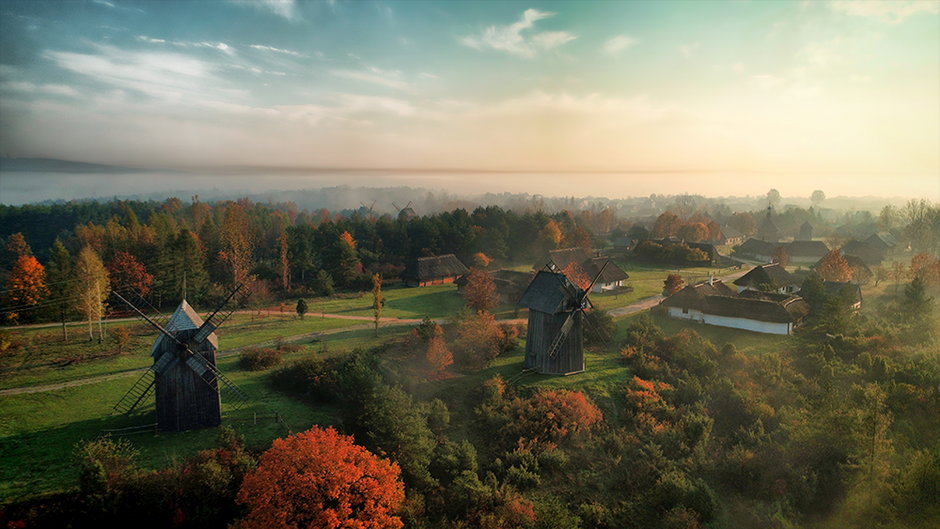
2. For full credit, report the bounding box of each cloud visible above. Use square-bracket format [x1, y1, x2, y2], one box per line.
[231, 0, 299, 22]
[678, 42, 700, 58]
[92, 0, 116, 8]
[330, 67, 410, 91]
[829, 0, 939, 23]
[603, 34, 636, 55]
[249, 44, 305, 57]
[460, 8, 577, 58]
[0, 81, 78, 97]
[136, 35, 236, 55]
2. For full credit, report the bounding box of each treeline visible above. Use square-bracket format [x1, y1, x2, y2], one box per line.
[0, 198, 607, 324]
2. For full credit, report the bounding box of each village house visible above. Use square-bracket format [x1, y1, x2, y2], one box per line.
[840, 239, 886, 265]
[404, 254, 469, 287]
[536, 247, 593, 271]
[733, 263, 800, 294]
[735, 238, 775, 262]
[785, 240, 830, 265]
[661, 278, 810, 335]
[719, 225, 745, 246]
[581, 256, 630, 293]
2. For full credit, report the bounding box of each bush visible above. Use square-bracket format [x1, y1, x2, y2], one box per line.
[238, 347, 282, 371]
[268, 356, 336, 401]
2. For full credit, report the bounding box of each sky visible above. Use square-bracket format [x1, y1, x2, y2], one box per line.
[0, 0, 938, 200]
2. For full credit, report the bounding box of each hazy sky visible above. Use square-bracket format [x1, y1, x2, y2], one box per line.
[0, 0, 938, 199]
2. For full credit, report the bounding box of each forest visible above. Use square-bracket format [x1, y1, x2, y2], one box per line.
[0, 192, 938, 529]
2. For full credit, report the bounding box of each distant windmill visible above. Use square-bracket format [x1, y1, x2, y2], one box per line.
[111, 284, 251, 432]
[392, 201, 416, 221]
[359, 200, 377, 220]
[517, 261, 608, 375]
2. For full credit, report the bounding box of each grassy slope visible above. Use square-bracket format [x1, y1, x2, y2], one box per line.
[0, 325, 412, 501]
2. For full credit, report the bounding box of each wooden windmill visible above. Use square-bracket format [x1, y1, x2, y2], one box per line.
[517, 261, 608, 375]
[392, 201, 416, 221]
[112, 284, 251, 432]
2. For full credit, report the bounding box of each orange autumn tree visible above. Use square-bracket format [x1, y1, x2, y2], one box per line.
[6, 255, 48, 319]
[816, 250, 852, 282]
[456, 310, 506, 371]
[107, 251, 153, 296]
[505, 389, 603, 445]
[425, 324, 453, 377]
[472, 252, 492, 268]
[236, 426, 405, 529]
[542, 219, 563, 248]
[463, 268, 499, 312]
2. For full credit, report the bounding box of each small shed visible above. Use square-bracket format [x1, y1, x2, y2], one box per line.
[404, 254, 469, 287]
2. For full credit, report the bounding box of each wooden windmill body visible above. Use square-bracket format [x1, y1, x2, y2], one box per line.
[518, 261, 608, 376]
[151, 301, 221, 431]
[112, 285, 250, 432]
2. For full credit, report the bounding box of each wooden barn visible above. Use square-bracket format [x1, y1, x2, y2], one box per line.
[580, 256, 629, 292]
[150, 300, 221, 432]
[733, 263, 800, 294]
[404, 254, 469, 286]
[518, 270, 586, 375]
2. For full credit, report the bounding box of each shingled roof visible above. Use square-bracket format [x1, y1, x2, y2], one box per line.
[150, 299, 218, 357]
[581, 257, 629, 284]
[733, 263, 797, 290]
[518, 270, 578, 314]
[406, 254, 469, 281]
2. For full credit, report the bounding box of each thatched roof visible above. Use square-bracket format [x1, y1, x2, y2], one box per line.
[518, 270, 578, 314]
[733, 263, 796, 290]
[581, 257, 629, 284]
[786, 240, 829, 258]
[702, 295, 809, 323]
[537, 247, 592, 271]
[865, 232, 898, 250]
[406, 254, 468, 281]
[661, 280, 735, 311]
[150, 299, 218, 357]
[737, 238, 775, 256]
[841, 240, 885, 265]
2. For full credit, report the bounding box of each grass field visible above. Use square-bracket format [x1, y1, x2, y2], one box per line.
[0, 324, 413, 502]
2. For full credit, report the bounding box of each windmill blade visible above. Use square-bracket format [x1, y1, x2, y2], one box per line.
[581, 259, 610, 302]
[184, 352, 250, 409]
[113, 290, 186, 346]
[113, 370, 156, 415]
[193, 283, 250, 345]
[547, 310, 577, 359]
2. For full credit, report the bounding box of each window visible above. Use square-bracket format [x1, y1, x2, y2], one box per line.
[682, 307, 689, 314]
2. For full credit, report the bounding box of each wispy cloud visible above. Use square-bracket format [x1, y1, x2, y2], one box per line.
[603, 34, 636, 56]
[460, 8, 577, 58]
[249, 44, 305, 57]
[829, 0, 939, 23]
[330, 67, 409, 91]
[0, 81, 78, 97]
[230, 0, 299, 22]
[92, 0, 116, 8]
[136, 35, 236, 56]
[678, 42, 700, 58]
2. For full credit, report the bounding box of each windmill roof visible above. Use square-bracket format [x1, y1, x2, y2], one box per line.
[150, 299, 218, 357]
[518, 270, 578, 314]
[733, 263, 796, 290]
[406, 254, 469, 281]
[581, 257, 629, 283]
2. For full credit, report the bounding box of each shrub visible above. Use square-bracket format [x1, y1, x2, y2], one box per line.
[238, 347, 282, 371]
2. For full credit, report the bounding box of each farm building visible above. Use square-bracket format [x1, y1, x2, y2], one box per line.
[580, 256, 630, 293]
[735, 238, 775, 262]
[662, 280, 810, 335]
[404, 254, 469, 286]
[719, 226, 745, 246]
[785, 240, 829, 264]
[456, 269, 534, 304]
[536, 247, 593, 271]
[733, 263, 800, 294]
[840, 239, 886, 265]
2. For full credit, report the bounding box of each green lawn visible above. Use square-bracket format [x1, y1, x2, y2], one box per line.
[300, 283, 465, 319]
[0, 325, 413, 502]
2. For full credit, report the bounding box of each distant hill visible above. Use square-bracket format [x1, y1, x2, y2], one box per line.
[0, 157, 155, 174]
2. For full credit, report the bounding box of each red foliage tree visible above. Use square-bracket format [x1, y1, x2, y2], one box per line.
[562, 262, 591, 291]
[677, 222, 708, 242]
[663, 274, 684, 296]
[236, 426, 404, 529]
[107, 251, 154, 296]
[816, 250, 852, 282]
[505, 389, 604, 445]
[463, 268, 499, 312]
[653, 211, 682, 238]
[472, 252, 492, 269]
[425, 325, 453, 378]
[6, 255, 48, 310]
[562, 225, 593, 249]
[910, 253, 940, 286]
